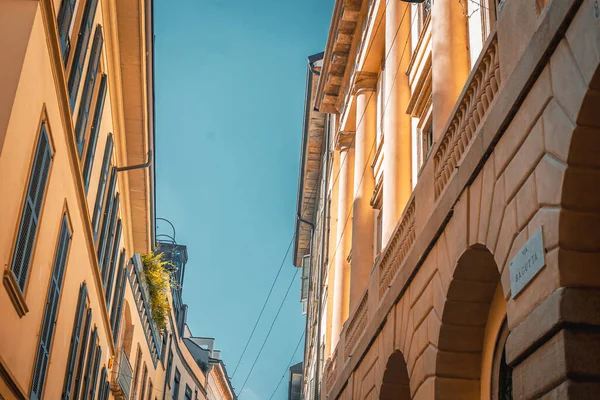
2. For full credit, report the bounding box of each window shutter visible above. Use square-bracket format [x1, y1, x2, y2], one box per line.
[30, 216, 71, 400]
[81, 327, 98, 398]
[68, 0, 100, 109]
[62, 283, 88, 400]
[72, 308, 92, 400]
[96, 170, 117, 263]
[83, 74, 108, 191]
[88, 344, 102, 399]
[57, 0, 77, 63]
[91, 137, 113, 239]
[97, 367, 107, 400]
[110, 257, 127, 346]
[105, 220, 122, 307]
[75, 26, 103, 157]
[301, 255, 310, 301]
[11, 125, 52, 292]
[99, 194, 120, 277]
[148, 380, 153, 400]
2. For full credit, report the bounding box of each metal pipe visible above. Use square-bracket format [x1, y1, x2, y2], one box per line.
[116, 150, 153, 172]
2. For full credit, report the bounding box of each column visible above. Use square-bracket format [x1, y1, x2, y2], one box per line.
[431, 0, 470, 140]
[350, 72, 377, 311]
[382, 0, 413, 246]
[331, 137, 354, 349]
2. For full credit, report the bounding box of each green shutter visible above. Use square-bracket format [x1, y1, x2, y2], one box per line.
[96, 169, 117, 258]
[75, 26, 103, 157]
[30, 216, 71, 400]
[83, 74, 108, 191]
[72, 308, 92, 399]
[91, 137, 113, 240]
[57, 0, 77, 63]
[99, 194, 120, 277]
[62, 283, 88, 400]
[11, 124, 52, 292]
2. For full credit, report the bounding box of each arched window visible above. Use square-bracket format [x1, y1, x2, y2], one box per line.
[491, 319, 512, 400]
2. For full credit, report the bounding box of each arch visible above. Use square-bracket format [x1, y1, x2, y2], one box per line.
[435, 245, 508, 399]
[380, 350, 411, 400]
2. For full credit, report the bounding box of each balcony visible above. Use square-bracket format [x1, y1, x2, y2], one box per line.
[111, 349, 132, 399]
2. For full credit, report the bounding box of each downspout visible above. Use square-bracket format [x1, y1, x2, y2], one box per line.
[313, 115, 330, 400]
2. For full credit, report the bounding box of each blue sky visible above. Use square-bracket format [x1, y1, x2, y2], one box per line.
[154, 1, 333, 398]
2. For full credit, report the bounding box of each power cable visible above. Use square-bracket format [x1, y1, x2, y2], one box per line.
[237, 267, 300, 396]
[266, 331, 305, 400]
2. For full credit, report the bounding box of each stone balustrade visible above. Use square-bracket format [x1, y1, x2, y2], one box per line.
[434, 32, 500, 198]
[378, 199, 416, 297]
[344, 291, 369, 357]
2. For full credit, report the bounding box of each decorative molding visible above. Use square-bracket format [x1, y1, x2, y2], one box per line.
[434, 33, 500, 198]
[3, 269, 29, 318]
[370, 175, 383, 209]
[353, 71, 378, 95]
[0, 354, 27, 400]
[335, 130, 356, 150]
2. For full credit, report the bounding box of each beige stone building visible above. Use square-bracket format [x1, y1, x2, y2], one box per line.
[0, 1, 233, 399]
[295, 0, 600, 398]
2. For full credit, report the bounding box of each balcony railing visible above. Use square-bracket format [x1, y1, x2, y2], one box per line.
[434, 32, 500, 198]
[344, 291, 369, 357]
[111, 349, 132, 399]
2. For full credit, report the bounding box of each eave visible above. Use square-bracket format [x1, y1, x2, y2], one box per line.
[293, 54, 327, 267]
[315, 0, 363, 114]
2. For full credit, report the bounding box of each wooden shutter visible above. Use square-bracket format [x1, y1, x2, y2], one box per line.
[110, 257, 127, 345]
[62, 283, 88, 400]
[68, 0, 100, 109]
[11, 124, 52, 292]
[72, 308, 92, 399]
[91, 138, 113, 239]
[81, 327, 98, 398]
[105, 224, 123, 308]
[140, 364, 148, 400]
[57, 0, 77, 63]
[97, 367, 107, 400]
[75, 26, 103, 157]
[83, 74, 108, 191]
[30, 216, 71, 400]
[88, 344, 102, 399]
[96, 169, 117, 261]
[99, 194, 120, 276]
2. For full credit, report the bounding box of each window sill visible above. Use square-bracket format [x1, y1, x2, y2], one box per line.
[3, 269, 29, 317]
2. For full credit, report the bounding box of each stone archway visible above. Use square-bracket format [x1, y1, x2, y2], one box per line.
[380, 350, 411, 400]
[435, 245, 507, 398]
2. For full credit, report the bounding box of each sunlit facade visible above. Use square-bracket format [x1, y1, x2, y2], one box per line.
[0, 1, 232, 399]
[295, 0, 600, 398]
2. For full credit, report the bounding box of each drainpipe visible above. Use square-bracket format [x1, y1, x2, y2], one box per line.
[116, 150, 153, 172]
[313, 115, 330, 400]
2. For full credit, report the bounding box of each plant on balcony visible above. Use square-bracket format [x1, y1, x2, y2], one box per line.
[141, 251, 176, 332]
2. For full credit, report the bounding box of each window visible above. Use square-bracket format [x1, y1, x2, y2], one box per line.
[87, 339, 102, 399]
[184, 385, 192, 400]
[166, 347, 174, 387]
[103, 219, 122, 300]
[30, 215, 71, 400]
[418, 113, 433, 173]
[82, 74, 107, 191]
[418, 0, 432, 33]
[57, 0, 77, 63]
[147, 380, 153, 400]
[97, 179, 119, 271]
[68, 0, 100, 109]
[74, 26, 103, 157]
[131, 346, 142, 400]
[91, 137, 113, 240]
[72, 312, 93, 399]
[62, 283, 90, 400]
[97, 368, 108, 400]
[140, 363, 148, 400]
[376, 209, 383, 255]
[109, 251, 127, 344]
[172, 368, 181, 400]
[10, 123, 52, 293]
[81, 326, 98, 397]
[491, 319, 513, 400]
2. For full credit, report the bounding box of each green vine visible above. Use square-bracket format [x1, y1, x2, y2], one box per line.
[141, 251, 176, 333]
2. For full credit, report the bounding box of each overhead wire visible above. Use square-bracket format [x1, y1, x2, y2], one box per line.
[266, 331, 306, 400]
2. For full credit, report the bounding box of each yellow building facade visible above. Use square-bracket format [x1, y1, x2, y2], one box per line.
[0, 1, 233, 400]
[296, 0, 600, 399]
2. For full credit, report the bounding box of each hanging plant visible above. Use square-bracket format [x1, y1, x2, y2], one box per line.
[141, 251, 177, 333]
